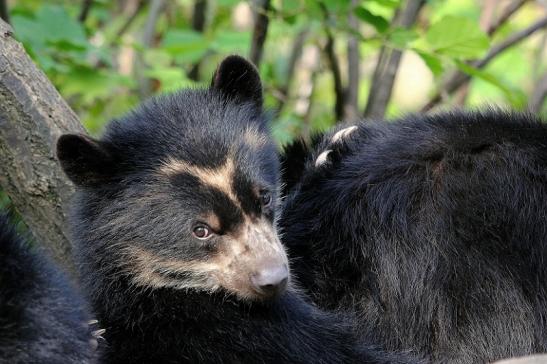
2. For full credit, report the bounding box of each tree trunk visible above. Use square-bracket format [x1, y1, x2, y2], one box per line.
[363, 0, 425, 119]
[250, 0, 271, 67]
[0, 19, 85, 274]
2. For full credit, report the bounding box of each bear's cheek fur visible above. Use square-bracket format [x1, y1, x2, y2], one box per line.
[121, 218, 288, 300]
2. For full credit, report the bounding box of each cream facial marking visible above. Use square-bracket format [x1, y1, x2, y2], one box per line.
[159, 157, 240, 207]
[123, 216, 289, 300]
[123, 246, 220, 291]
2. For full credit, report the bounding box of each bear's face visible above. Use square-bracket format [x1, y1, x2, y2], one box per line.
[58, 56, 289, 301]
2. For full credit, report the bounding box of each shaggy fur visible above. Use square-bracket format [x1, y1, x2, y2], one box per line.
[0, 214, 96, 363]
[280, 110, 547, 363]
[58, 56, 418, 364]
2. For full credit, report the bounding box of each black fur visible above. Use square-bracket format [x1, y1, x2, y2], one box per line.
[279, 136, 316, 197]
[0, 214, 96, 363]
[58, 56, 417, 364]
[280, 110, 547, 363]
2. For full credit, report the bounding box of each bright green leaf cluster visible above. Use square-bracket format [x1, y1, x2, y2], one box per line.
[7, 0, 542, 140]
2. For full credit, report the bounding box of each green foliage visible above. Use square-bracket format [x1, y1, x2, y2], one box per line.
[354, 7, 389, 33]
[424, 15, 489, 59]
[8, 0, 545, 141]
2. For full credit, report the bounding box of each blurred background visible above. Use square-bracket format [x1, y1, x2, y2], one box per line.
[0, 0, 545, 253]
[1, 0, 546, 146]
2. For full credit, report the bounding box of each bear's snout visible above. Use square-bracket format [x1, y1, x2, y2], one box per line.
[250, 263, 289, 298]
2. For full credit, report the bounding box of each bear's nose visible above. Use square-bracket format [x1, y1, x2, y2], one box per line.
[251, 265, 288, 297]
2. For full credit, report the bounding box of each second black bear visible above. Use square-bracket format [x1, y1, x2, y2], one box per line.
[0, 213, 97, 363]
[280, 110, 547, 363]
[57, 56, 418, 363]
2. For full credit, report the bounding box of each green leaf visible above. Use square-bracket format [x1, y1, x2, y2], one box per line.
[37, 5, 88, 46]
[454, 60, 522, 105]
[144, 66, 193, 93]
[215, 0, 241, 6]
[281, 0, 303, 14]
[211, 31, 251, 54]
[425, 15, 489, 59]
[389, 28, 418, 49]
[271, 114, 301, 146]
[366, 0, 401, 9]
[59, 67, 132, 104]
[161, 30, 209, 57]
[414, 50, 444, 76]
[11, 15, 45, 49]
[321, 0, 351, 13]
[354, 7, 389, 33]
[11, 5, 91, 70]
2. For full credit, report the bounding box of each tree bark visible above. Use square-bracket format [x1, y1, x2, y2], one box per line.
[276, 28, 309, 113]
[250, 0, 271, 67]
[528, 72, 547, 115]
[78, 0, 93, 23]
[135, 0, 165, 99]
[188, 0, 208, 81]
[115, 0, 145, 39]
[363, 0, 425, 119]
[324, 28, 345, 121]
[0, 19, 84, 274]
[345, 0, 360, 120]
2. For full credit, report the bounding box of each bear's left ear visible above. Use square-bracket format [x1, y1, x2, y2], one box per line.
[57, 134, 116, 186]
[211, 55, 263, 107]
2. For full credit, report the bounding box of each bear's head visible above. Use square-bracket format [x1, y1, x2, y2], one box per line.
[57, 56, 289, 301]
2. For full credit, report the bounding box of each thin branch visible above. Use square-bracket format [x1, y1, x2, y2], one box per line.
[135, 0, 166, 99]
[434, 0, 529, 107]
[345, 0, 360, 119]
[188, 0, 208, 81]
[276, 28, 309, 113]
[302, 70, 319, 142]
[528, 72, 547, 114]
[487, 0, 528, 36]
[142, 0, 164, 54]
[480, 0, 497, 32]
[319, 3, 345, 121]
[324, 27, 345, 121]
[116, 0, 145, 39]
[532, 30, 547, 79]
[0, 0, 10, 24]
[192, 0, 207, 32]
[480, 16, 547, 68]
[78, 0, 93, 23]
[363, 0, 425, 119]
[250, 0, 271, 67]
[422, 16, 547, 112]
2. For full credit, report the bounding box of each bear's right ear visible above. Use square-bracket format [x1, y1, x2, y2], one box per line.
[211, 55, 263, 107]
[57, 134, 115, 186]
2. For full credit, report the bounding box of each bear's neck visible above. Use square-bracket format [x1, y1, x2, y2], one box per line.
[78, 247, 366, 364]
[93, 270, 287, 330]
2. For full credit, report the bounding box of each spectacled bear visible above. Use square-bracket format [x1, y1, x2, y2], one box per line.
[0, 213, 97, 363]
[279, 110, 547, 363]
[57, 55, 419, 364]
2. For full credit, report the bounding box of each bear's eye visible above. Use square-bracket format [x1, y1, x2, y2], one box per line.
[193, 225, 212, 240]
[260, 191, 272, 207]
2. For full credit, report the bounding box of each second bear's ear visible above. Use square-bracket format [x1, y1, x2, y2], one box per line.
[57, 134, 116, 186]
[211, 55, 263, 107]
